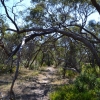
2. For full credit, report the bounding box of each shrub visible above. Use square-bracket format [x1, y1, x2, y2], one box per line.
[50, 85, 97, 100]
[50, 64, 100, 100]
[59, 67, 78, 79]
[64, 69, 78, 79]
[0, 64, 16, 74]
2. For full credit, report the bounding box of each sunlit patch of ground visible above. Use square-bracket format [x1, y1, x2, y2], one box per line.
[0, 66, 72, 100]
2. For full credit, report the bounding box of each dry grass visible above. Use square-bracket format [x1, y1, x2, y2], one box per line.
[0, 67, 40, 92]
[18, 67, 39, 80]
[0, 66, 73, 100]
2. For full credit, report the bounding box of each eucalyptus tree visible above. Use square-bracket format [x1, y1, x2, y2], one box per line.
[1, 0, 100, 66]
[23, 0, 100, 65]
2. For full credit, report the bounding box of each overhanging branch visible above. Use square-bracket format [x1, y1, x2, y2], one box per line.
[91, 0, 100, 14]
[7, 27, 100, 67]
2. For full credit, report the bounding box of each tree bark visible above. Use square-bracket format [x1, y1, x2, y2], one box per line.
[91, 0, 100, 14]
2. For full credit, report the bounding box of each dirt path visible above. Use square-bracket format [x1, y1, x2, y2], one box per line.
[0, 67, 68, 100]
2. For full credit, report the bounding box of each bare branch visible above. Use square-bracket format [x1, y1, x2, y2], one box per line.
[7, 27, 56, 33]
[1, 0, 19, 32]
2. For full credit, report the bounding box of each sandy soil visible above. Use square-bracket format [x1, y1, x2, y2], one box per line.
[0, 66, 69, 100]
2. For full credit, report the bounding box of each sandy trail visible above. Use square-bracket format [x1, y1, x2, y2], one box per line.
[0, 67, 68, 100]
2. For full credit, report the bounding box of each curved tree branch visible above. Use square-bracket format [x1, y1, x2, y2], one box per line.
[91, 0, 100, 14]
[57, 29, 100, 66]
[67, 24, 100, 42]
[7, 27, 100, 67]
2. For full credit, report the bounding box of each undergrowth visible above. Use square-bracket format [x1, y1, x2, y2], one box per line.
[50, 64, 100, 100]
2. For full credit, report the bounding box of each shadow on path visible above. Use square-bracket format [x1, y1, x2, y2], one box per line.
[1, 67, 68, 100]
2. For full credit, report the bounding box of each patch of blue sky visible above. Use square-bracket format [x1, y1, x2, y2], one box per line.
[0, 0, 31, 29]
[87, 12, 100, 23]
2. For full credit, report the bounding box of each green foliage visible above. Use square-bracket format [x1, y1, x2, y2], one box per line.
[50, 65, 100, 100]
[0, 64, 15, 74]
[65, 70, 78, 78]
[50, 85, 97, 100]
[59, 67, 78, 79]
[75, 65, 96, 92]
[30, 2, 45, 19]
[50, 85, 73, 100]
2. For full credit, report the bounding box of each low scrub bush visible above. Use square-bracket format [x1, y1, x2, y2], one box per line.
[50, 64, 100, 100]
[50, 85, 97, 100]
[0, 64, 16, 74]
